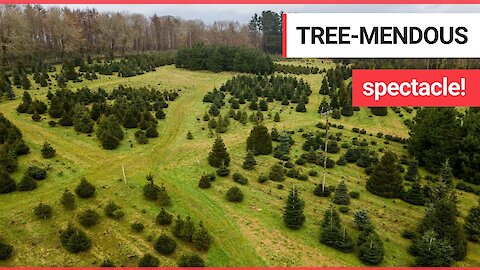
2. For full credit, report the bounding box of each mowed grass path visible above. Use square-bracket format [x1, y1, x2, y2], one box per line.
[0, 62, 479, 266]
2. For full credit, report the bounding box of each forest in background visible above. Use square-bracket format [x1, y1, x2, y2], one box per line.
[0, 5, 282, 67]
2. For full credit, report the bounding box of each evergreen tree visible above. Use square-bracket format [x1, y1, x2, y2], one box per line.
[0, 239, 13, 260]
[198, 175, 212, 189]
[17, 174, 37, 191]
[145, 126, 159, 138]
[226, 186, 243, 202]
[31, 110, 41, 122]
[413, 230, 454, 266]
[370, 107, 388, 116]
[61, 189, 76, 210]
[138, 253, 160, 267]
[75, 178, 96, 198]
[464, 201, 480, 242]
[320, 206, 341, 247]
[155, 109, 166, 120]
[417, 186, 467, 261]
[283, 187, 305, 230]
[354, 210, 371, 231]
[60, 224, 91, 253]
[73, 105, 94, 133]
[242, 150, 257, 170]
[208, 137, 230, 167]
[404, 160, 419, 182]
[358, 234, 385, 265]
[143, 175, 160, 201]
[34, 202, 52, 219]
[0, 167, 16, 194]
[319, 77, 329, 95]
[318, 98, 330, 114]
[177, 253, 205, 267]
[274, 112, 280, 122]
[96, 115, 124, 150]
[295, 100, 307, 112]
[246, 124, 272, 155]
[78, 209, 100, 228]
[333, 180, 350, 205]
[366, 151, 403, 198]
[41, 142, 56, 158]
[269, 163, 285, 182]
[154, 233, 177, 255]
[401, 179, 426, 206]
[58, 110, 73, 126]
[123, 110, 138, 129]
[439, 160, 454, 188]
[156, 208, 173, 225]
[158, 185, 171, 206]
[186, 131, 194, 140]
[192, 221, 212, 251]
[335, 228, 354, 253]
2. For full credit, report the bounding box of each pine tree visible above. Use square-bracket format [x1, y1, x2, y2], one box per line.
[96, 115, 124, 150]
[335, 228, 354, 253]
[274, 112, 280, 122]
[123, 110, 138, 128]
[0, 167, 16, 194]
[320, 206, 341, 247]
[404, 160, 419, 182]
[413, 230, 454, 266]
[318, 98, 330, 114]
[60, 224, 91, 253]
[370, 107, 388, 116]
[177, 253, 205, 267]
[59, 110, 73, 126]
[283, 187, 305, 230]
[0, 239, 13, 260]
[295, 100, 307, 112]
[439, 160, 454, 188]
[226, 187, 243, 202]
[61, 189, 76, 210]
[172, 216, 185, 238]
[31, 110, 41, 122]
[246, 124, 272, 155]
[143, 175, 160, 201]
[333, 180, 350, 205]
[75, 178, 96, 198]
[402, 179, 426, 206]
[269, 163, 285, 182]
[341, 98, 354, 116]
[154, 233, 177, 255]
[208, 137, 230, 167]
[186, 131, 194, 140]
[192, 222, 212, 251]
[34, 202, 52, 219]
[158, 185, 171, 206]
[78, 209, 100, 228]
[138, 253, 159, 267]
[464, 201, 480, 242]
[41, 142, 56, 158]
[366, 151, 403, 198]
[180, 216, 195, 242]
[17, 174, 37, 191]
[156, 208, 173, 225]
[242, 151, 257, 170]
[358, 234, 385, 265]
[319, 77, 329, 95]
[417, 186, 467, 261]
[73, 105, 94, 133]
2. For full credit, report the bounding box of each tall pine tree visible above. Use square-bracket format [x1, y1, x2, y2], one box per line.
[283, 187, 305, 230]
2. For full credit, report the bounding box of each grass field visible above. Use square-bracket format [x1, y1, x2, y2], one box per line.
[0, 60, 479, 267]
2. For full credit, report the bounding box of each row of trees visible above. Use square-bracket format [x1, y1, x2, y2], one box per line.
[0, 5, 283, 67]
[175, 44, 274, 74]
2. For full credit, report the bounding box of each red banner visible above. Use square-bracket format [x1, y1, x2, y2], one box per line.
[352, 69, 480, 107]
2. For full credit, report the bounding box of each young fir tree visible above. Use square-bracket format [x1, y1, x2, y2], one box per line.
[154, 233, 177, 255]
[192, 221, 212, 251]
[61, 189, 76, 210]
[156, 208, 173, 225]
[41, 142, 56, 158]
[333, 180, 350, 205]
[401, 179, 426, 206]
[246, 124, 272, 155]
[34, 202, 52, 219]
[319, 77, 329, 95]
[341, 98, 354, 117]
[404, 160, 419, 182]
[216, 162, 230, 177]
[177, 253, 205, 267]
[242, 151, 257, 170]
[320, 205, 341, 247]
[370, 107, 388, 116]
[75, 178, 96, 198]
[0, 167, 16, 194]
[158, 185, 171, 207]
[416, 184, 467, 261]
[59, 110, 73, 126]
[226, 186, 243, 202]
[464, 200, 480, 242]
[60, 224, 91, 253]
[358, 234, 385, 265]
[366, 151, 403, 198]
[295, 100, 307, 113]
[78, 209, 100, 228]
[318, 98, 330, 114]
[73, 105, 94, 133]
[138, 253, 160, 267]
[274, 112, 281, 122]
[17, 174, 37, 191]
[413, 230, 454, 267]
[335, 227, 354, 253]
[208, 137, 230, 167]
[143, 174, 160, 201]
[269, 163, 285, 182]
[283, 187, 306, 230]
[0, 239, 13, 260]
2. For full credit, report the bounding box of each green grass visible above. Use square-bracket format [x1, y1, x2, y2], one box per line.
[0, 62, 479, 266]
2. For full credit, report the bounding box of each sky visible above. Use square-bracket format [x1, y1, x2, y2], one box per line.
[43, 4, 480, 24]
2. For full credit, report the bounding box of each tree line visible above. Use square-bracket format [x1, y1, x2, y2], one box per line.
[0, 5, 283, 67]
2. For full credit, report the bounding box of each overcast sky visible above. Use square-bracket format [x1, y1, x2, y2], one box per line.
[43, 4, 480, 24]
